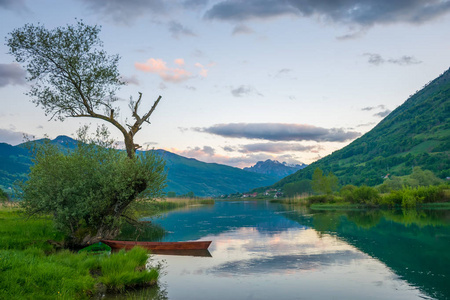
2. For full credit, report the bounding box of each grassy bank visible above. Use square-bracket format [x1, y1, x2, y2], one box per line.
[0, 198, 214, 298]
[0, 208, 160, 299]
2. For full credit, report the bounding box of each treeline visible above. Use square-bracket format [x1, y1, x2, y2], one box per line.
[283, 167, 449, 208]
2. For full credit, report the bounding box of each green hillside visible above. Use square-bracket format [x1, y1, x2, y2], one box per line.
[270, 67, 450, 190]
[0, 137, 278, 197]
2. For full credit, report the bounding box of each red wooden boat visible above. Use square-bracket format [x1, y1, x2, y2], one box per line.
[101, 240, 212, 251]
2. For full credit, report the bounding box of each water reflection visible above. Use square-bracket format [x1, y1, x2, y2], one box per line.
[143, 201, 449, 300]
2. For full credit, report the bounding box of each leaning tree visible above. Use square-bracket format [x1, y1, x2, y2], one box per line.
[7, 21, 166, 246]
[7, 20, 160, 159]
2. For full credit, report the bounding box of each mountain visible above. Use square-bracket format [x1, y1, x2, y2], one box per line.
[266, 67, 450, 191]
[0, 136, 278, 197]
[243, 159, 307, 179]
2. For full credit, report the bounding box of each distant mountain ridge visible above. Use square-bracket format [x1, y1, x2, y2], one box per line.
[0, 136, 279, 197]
[263, 67, 450, 191]
[243, 159, 307, 179]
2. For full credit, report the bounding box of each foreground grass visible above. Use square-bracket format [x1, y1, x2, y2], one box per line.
[0, 208, 159, 299]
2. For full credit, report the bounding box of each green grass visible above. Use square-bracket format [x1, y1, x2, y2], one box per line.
[0, 209, 64, 251]
[0, 208, 160, 299]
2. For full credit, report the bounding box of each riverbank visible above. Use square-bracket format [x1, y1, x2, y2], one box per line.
[272, 185, 450, 209]
[0, 198, 213, 299]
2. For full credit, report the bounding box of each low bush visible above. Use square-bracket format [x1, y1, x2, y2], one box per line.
[348, 186, 381, 205]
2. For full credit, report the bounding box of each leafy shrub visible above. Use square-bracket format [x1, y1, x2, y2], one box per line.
[20, 135, 166, 247]
[349, 186, 381, 205]
[340, 185, 357, 202]
[384, 185, 449, 208]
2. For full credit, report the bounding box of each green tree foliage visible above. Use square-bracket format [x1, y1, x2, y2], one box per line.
[166, 191, 176, 198]
[283, 180, 312, 197]
[0, 188, 8, 204]
[312, 168, 338, 195]
[408, 166, 443, 187]
[7, 21, 161, 159]
[378, 167, 443, 192]
[20, 131, 166, 247]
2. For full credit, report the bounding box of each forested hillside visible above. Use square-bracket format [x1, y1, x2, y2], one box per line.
[269, 67, 450, 190]
[0, 137, 278, 197]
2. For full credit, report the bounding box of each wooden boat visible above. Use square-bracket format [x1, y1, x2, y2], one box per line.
[78, 242, 111, 255]
[101, 240, 212, 251]
[145, 249, 212, 257]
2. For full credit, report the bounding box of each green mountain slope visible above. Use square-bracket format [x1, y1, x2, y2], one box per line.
[0, 137, 278, 197]
[270, 67, 450, 190]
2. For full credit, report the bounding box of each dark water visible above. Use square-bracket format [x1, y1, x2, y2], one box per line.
[140, 201, 450, 300]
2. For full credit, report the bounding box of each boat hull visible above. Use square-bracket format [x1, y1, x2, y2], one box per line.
[101, 240, 212, 251]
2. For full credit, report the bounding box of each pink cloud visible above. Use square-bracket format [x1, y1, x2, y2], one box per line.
[174, 58, 185, 66]
[135, 58, 192, 83]
[195, 63, 208, 78]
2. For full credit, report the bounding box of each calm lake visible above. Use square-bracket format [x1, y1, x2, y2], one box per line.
[140, 201, 450, 300]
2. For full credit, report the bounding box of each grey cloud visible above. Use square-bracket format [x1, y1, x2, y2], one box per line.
[0, 63, 27, 87]
[231, 85, 263, 97]
[364, 53, 422, 66]
[182, 0, 209, 9]
[0, 0, 27, 11]
[204, 0, 450, 27]
[361, 104, 386, 111]
[202, 145, 215, 155]
[374, 109, 391, 118]
[239, 142, 315, 153]
[356, 122, 376, 127]
[78, 0, 167, 25]
[185, 85, 197, 91]
[232, 24, 255, 35]
[194, 123, 361, 142]
[223, 146, 236, 152]
[168, 21, 197, 39]
[121, 75, 139, 85]
[0, 128, 28, 145]
[364, 53, 385, 65]
[159, 82, 168, 90]
[387, 56, 422, 65]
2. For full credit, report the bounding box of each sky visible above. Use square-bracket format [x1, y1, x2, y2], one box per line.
[1, 0, 450, 168]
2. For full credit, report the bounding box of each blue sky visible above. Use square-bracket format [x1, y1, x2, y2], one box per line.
[1, 0, 450, 167]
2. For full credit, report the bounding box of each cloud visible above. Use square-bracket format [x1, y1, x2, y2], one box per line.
[364, 53, 422, 66]
[182, 0, 209, 9]
[0, 0, 27, 12]
[170, 145, 216, 159]
[238, 142, 316, 153]
[194, 123, 361, 142]
[121, 75, 140, 85]
[374, 109, 391, 118]
[0, 128, 28, 145]
[387, 56, 422, 65]
[361, 105, 391, 117]
[204, 0, 450, 27]
[232, 24, 255, 35]
[78, 0, 167, 25]
[135, 58, 193, 82]
[194, 63, 209, 78]
[231, 85, 263, 97]
[168, 21, 197, 39]
[0, 63, 27, 87]
[361, 104, 387, 111]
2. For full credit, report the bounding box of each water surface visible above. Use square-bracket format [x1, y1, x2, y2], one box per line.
[143, 201, 450, 300]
